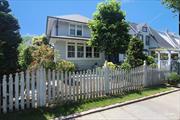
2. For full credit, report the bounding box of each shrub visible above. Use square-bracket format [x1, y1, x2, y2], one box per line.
[146, 56, 155, 65]
[120, 62, 131, 70]
[56, 60, 75, 72]
[18, 44, 36, 70]
[168, 72, 180, 85]
[103, 61, 119, 70]
[125, 37, 146, 68]
[149, 63, 158, 68]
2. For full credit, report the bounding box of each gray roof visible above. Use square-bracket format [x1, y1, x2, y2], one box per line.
[54, 14, 90, 23]
[129, 22, 180, 49]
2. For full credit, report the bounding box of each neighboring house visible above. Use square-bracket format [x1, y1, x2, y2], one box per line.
[129, 23, 180, 54]
[46, 14, 180, 69]
[46, 15, 105, 70]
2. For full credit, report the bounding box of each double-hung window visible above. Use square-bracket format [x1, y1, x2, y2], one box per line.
[137, 34, 143, 40]
[70, 24, 75, 36]
[77, 25, 82, 36]
[94, 47, 100, 58]
[77, 43, 84, 58]
[86, 46, 92, 58]
[67, 42, 75, 58]
[146, 36, 150, 45]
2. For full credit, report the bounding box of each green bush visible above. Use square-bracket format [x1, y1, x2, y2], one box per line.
[56, 60, 75, 72]
[103, 61, 120, 70]
[168, 72, 180, 85]
[149, 63, 158, 68]
[120, 62, 131, 70]
[146, 56, 155, 65]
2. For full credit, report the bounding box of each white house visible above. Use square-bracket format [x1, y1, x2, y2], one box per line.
[46, 15, 105, 70]
[46, 14, 180, 70]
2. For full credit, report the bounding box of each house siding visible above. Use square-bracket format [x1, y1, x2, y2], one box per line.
[52, 38, 105, 70]
[51, 20, 90, 38]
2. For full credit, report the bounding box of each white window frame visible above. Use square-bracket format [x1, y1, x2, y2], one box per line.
[67, 42, 76, 58]
[69, 23, 83, 37]
[69, 24, 76, 36]
[77, 43, 84, 58]
[66, 40, 101, 60]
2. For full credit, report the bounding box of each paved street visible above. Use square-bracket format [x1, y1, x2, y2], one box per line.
[75, 91, 180, 120]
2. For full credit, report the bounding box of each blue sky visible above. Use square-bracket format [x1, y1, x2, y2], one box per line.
[9, 0, 178, 36]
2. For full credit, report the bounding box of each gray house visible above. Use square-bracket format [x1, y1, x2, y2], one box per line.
[46, 15, 105, 70]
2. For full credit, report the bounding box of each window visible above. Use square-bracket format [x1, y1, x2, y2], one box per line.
[86, 46, 92, 58]
[70, 24, 75, 36]
[77, 43, 84, 58]
[67, 42, 75, 58]
[94, 47, 100, 58]
[142, 26, 147, 32]
[77, 25, 82, 36]
[138, 34, 143, 40]
[146, 36, 150, 45]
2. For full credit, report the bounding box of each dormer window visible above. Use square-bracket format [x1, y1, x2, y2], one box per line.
[70, 24, 75, 36]
[69, 24, 83, 37]
[142, 26, 147, 32]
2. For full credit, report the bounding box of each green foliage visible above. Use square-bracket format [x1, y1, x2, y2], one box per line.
[146, 56, 155, 65]
[149, 63, 158, 68]
[125, 37, 146, 68]
[30, 44, 54, 70]
[18, 35, 54, 70]
[88, 0, 130, 59]
[32, 35, 48, 46]
[168, 72, 180, 85]
[18, 44, 35, 70]
[120, 62, 131, 70]
[105, 61, 117, 70]
[162, 0, 180, 12]
[56, 60, 75, 72]
[0, 0, 22, 75]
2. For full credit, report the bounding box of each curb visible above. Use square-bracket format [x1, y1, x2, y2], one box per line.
[56, 88, 180, 120]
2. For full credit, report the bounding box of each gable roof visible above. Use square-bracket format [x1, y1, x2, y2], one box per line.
[54, 14, 90, 23]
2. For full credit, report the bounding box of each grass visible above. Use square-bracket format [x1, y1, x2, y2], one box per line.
[0, 85, 173, 120]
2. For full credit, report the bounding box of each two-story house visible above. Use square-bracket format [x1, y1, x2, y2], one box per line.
[46, 15, 105, 70]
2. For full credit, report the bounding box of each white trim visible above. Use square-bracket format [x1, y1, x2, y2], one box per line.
[69, 23, 83, 37]
[65, 40, 101, 60]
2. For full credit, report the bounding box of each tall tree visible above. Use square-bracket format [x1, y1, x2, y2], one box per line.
[0, 0, 22, 75]
[89, 0, 130, 62]
[162, 0, 180, 35]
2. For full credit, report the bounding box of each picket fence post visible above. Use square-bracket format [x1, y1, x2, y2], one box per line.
[103, 61, 109, 95]
[143, 61, 147, 87]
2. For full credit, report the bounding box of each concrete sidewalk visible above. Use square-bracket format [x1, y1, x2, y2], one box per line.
[75, 91, 180, 120]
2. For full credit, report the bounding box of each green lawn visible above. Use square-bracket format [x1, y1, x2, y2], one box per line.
[0, 85, 173, 120]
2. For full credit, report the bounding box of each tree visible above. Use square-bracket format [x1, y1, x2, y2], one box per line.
[162, 0, 180, 35]
[18, 36, 54, 70]
[89, 0, 130, 62]
[0, 0, 22, 75]
[125, 37, 146, 68]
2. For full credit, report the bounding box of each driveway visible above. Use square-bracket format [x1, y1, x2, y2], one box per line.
[75, 91, 180, 120]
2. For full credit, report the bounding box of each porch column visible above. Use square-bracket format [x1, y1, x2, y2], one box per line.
[167, 50, 171, 71]
[157, 51, 161, 69]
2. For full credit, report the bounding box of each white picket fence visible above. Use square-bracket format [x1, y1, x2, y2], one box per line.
[0, 62, 169, 113]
